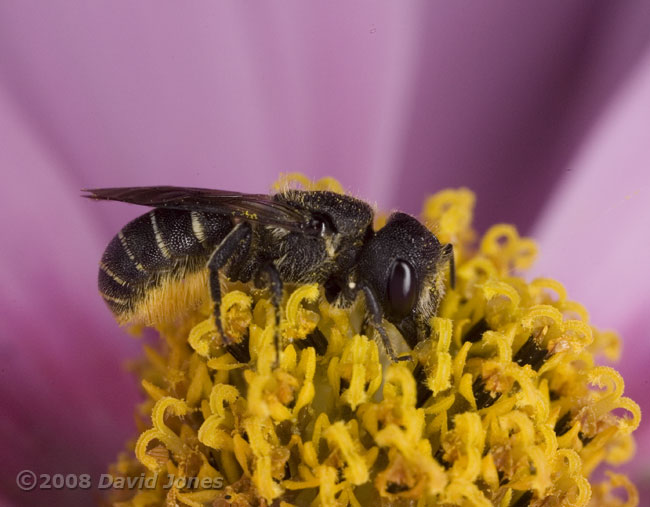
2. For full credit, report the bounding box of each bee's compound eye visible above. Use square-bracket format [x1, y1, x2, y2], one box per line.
[387, 259, 417, 318]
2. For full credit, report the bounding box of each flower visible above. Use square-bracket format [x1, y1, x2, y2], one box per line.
[1, 4, 649, 506]
[103, 176, 640, 506]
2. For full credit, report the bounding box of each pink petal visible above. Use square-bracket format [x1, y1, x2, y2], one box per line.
[0, 83, 141, 505]
[532, 50, 650, 490]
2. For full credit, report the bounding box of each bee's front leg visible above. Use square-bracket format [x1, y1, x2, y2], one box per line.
[254, 262, 283, 365]
[359, 284, 411, 363]
[207, 222, 252, 363]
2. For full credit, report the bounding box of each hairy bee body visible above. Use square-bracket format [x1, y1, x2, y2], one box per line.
[98, 209, 231, 323]
[97, 190, 374, 325]
[86, 185, 453, 363]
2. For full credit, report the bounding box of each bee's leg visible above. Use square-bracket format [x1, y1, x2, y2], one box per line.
[412, 363, 433, 408]
[254, 262, 283, 365]
[360, 284, 411, 362]
[443, 243, 456, 289]
[395, 317, 420, 350]
[207, 223, 252, 363]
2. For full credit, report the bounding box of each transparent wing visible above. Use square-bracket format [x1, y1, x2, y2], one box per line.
[83, 186, 311, 233]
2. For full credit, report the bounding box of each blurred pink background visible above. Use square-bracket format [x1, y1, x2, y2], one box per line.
[1, 2, 649, 505]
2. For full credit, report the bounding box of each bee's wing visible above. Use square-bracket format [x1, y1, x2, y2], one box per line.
[83, 186, 310, 233]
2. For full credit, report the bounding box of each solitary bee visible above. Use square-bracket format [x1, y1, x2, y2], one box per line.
[84, 186, 454, 362]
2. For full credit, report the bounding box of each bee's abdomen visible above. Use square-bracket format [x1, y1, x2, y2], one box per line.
[98, 209, 232, 320]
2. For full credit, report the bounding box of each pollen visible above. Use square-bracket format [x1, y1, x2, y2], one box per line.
[107, 175, 641, 506]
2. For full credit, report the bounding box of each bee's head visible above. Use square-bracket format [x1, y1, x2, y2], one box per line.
[357, 212, 452, 347]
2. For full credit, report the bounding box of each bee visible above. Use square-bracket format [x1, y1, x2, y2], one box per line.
[84, 186, 454, 363]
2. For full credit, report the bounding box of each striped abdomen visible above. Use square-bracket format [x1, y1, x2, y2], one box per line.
[98, 209, 232, 324]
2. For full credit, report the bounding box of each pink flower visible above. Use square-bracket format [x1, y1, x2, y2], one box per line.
[1, 2, 648, 504]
